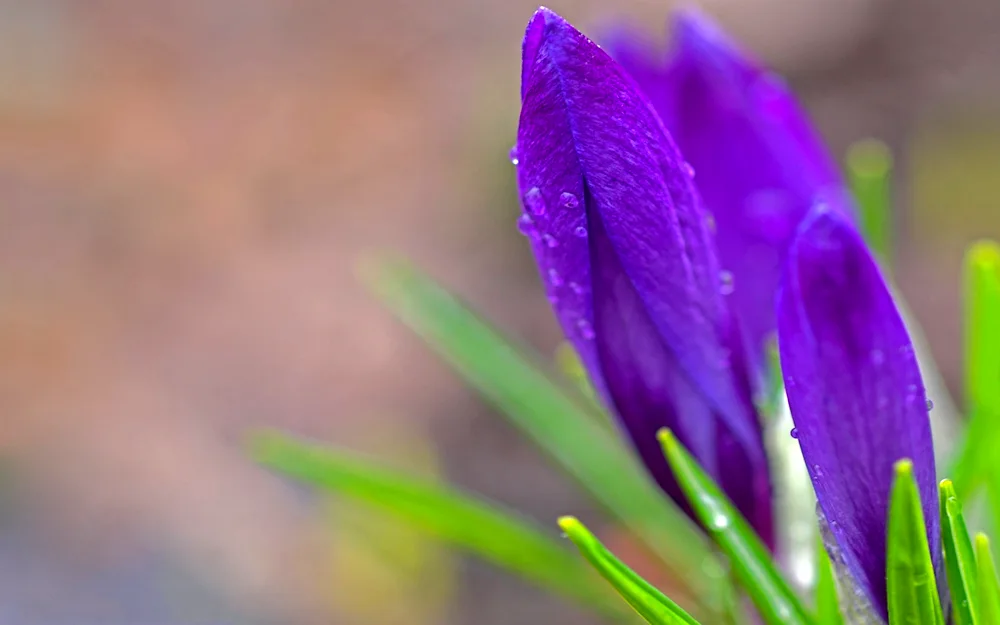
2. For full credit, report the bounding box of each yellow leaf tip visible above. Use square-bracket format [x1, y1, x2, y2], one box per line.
[656, 428, 675, 447]
[847, 138, 893, 174]
[557, 515, 584, 538]
[893, 457, 914, 476]
[968, 240, 1000, 271]
[976, 533, 991, 551]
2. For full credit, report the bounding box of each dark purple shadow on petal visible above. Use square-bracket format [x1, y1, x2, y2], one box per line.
[778, 209, 938, 619]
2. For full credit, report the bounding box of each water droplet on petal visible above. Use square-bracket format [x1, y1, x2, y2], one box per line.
[719, 270, 734, 295]
[559, 191, 579, 209]
[548, 268, 563, 287]
[682, 161, 696, 178]
[524, 187, 546, 216]
[574, 225, 587, 238]
[509, 145, 519, 165]
[813, 465, 823, 477]
[542, 233, 558, 248]
[926, 399, 935, 411]
[577, 318, 594, 340]
[790, 428, 799, 439]
[517, 214, 534, 236]
[569, 281, 583, 295]
[870, 349, 885, 365]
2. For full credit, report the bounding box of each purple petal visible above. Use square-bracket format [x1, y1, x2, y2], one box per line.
[516, 7, 772, 542]
[607, 9, 852, 368]
[777, 209, 938, 619]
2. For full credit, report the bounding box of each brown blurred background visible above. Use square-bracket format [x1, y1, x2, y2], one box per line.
[0, 0, 997, 623]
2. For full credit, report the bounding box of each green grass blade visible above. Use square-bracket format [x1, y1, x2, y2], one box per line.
[965, 242, 1000, 422]
[847, 138, 894, 268]
[887, 459, 944, 625]
[815, 536, 844, 625]
[362, 258, 724, 609]
[941, 479, 979, 625]
[658, 429, 814, 625]
[249, 430, 625, 619]
[952, 242, 1000, 500]
[559, 516, 701, 625]
[975, 534, 1000, 623]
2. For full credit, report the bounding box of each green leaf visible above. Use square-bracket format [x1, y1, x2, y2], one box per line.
[847, 138, 894, 268]
[952, 242, 1000, 498]
[362, 258, 726, 614]
[657, 429, 814, 625]
[940, 479, 978, 625]
[814, 536, 844, 625]
[886, 459, 944, 625]
[250, 430, 625, 620]
[975, 534, 1000, 623]
[559, 516, 701, 625]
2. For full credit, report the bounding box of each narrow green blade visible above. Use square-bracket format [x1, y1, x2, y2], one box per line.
[952, 242, 1000, 502]
[940, 479, 978, 625]
[847, 138, 894, 268]
[975, 534, 1000, 623]
[250, 430, 624, 619]
[815, 536, 844, 625]
[658, 429, 814, 625]
[964, 242, 1000, 423]
[559, 516, 701, 625]
[887, 459, 944, 625]
[362, 259, 724, 610]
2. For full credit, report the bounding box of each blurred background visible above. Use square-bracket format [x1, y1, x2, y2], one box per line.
[0, 0, 998, 623]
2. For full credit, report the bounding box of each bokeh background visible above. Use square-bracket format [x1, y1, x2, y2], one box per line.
[0, 0, 998, 623]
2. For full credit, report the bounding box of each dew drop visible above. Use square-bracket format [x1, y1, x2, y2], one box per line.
[870, 349, 885, 365]
[577, 318, 595, 340]
[509, 145, 519, 165]
[682, 161, 696, 178]
[574, 225, 587, 238]
[790, 428, 799, 439]
[560, 191, 579, 209]
[704, 213, 716, 233]
[517, 213, 534, 236]
[813, 465, 823, 477]
[524, 187, 546, 215]
[926, 399, 935, 411]
[542, 233, 558, 248]
[711, 513, 729, 529]
[719, 270, 735, 295]
[569, 281, 583, 295]
[548, 268, 563, 287]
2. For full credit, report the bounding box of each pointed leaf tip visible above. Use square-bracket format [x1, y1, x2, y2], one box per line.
[976, 534, 1000, 624]
[558, 515, 702, 625]
[659, 431, 812, 625]
[887, 458, 944, 625]
[940, 479, 978, 625]
[895, 458, 914, 476]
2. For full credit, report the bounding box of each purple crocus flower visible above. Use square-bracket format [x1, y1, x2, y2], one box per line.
[515, 7, 772, 546]
[607, 10, 853, 366]
[778, 208, 938, 619]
